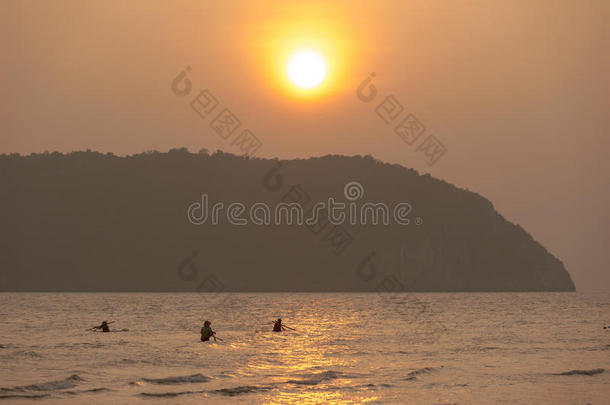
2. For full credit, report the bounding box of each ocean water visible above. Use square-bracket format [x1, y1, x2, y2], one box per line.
[0, 292, 608, 404]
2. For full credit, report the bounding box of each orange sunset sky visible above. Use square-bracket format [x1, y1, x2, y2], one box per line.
[1, 0, 609, 290]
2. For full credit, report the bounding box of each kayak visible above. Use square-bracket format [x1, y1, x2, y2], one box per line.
[92, 328, 129, 333]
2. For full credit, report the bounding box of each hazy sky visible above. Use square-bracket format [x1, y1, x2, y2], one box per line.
[2, 0, 608, 290]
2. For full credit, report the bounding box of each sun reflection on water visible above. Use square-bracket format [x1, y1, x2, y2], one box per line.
[262, 391, 381, 405]
[237, 307, 382, 404]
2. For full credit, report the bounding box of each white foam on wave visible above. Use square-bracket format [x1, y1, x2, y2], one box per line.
[287, 370, 355, 386]
[140, 390, 204, 397]
[141, 373, 210, 385]
[0, 374, 83, 393]
[404, 366, 444, 380]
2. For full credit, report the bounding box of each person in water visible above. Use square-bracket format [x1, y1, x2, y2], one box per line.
[200, 320, 216, 342]
[273, 318, 284, 332]
[93, 321, 110, 332]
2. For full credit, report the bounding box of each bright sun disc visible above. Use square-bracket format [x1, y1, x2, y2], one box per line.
[287, 50, 327, 89]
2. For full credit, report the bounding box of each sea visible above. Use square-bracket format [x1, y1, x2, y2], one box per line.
[0, 292, 608, 404]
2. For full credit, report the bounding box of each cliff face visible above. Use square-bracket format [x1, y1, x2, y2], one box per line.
[0, 150, 575, 292]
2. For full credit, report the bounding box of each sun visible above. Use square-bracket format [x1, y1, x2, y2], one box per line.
[253, 17, 357, 99]
[287, 50, 327, 89]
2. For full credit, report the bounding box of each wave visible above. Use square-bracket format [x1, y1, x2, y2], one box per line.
[404, 366, 443, 380]
[11, 350, 42, 359]
[140, 385, 272, 398]
[140, 370, 373, 398]
[0, 393, 50, 400]
[54, 342, 106, 349]
[84, 387, 109, 393]
[0, 375, 83, 393]
[140, 390, 204, 398]
[141, 373, 210, 385]
[287, 370, 350, 386]
[553, 368, 605, 376]
[62, 387, 110, 397]
[212, 385, 272, 396]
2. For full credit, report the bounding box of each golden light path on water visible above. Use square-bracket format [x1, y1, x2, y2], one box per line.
[264, 392, 381, 405]
[244, 333, 365, 402]
[232, 307, 383, 404]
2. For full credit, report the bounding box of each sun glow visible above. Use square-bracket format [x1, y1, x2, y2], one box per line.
[250, 15, 356, 99]
[287, 50, 327, 89]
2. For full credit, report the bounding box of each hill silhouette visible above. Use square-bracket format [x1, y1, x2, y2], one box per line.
[0, 149, 575, 292]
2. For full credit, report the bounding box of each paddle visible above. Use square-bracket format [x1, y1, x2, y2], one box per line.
[86, 321, 115, 331]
